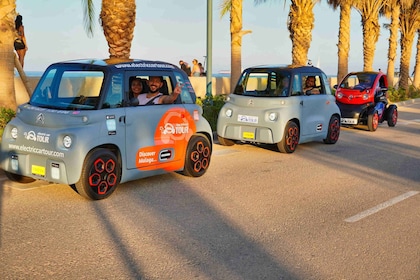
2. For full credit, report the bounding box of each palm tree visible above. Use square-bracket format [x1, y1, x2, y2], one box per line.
[220, 0, 252, 92]
[83, 0, 136, 60]
[327, 0, 358, 84]
[380, 0, 400, 87]
[398, 0, 420, 91]
[353, 0, 387, 71]
[413, 29, 420, 88]
[0, 1, 18, 110]
[287, 0, 319, 66]
[256, 0, 320, 66]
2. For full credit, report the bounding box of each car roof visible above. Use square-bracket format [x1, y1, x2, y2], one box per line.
[49, 58, 179, 71]
[346, 71, 383, 76]
[244, 64, 325, 74]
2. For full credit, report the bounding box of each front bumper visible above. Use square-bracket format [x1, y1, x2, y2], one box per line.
[337, 102, 370, 126]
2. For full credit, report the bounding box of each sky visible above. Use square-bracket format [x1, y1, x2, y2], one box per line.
[15, 0, 418, 76]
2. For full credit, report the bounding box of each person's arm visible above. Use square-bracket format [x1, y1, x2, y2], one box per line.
[159, 83, 182, 104]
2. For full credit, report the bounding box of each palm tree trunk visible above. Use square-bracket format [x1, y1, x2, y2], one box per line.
[0, 1, 18, 110]
[398, 34, 415, 93]
[14, 53, 32, 98]
[412, 31, 420, 88]
[230, 0, 251, 93]
[288, 0, 315, 66]
[361, 16, 380, 71]
[336, 3, 351, 84]
[100, 0, 136, 59]
[386, 6, 399, 88]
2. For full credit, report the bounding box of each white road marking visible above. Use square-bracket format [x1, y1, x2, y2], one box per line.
[345, 191, 419, 223]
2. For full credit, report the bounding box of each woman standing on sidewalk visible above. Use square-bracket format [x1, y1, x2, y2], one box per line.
[14, 14, 28, 68]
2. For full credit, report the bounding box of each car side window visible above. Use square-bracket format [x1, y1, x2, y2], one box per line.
[291, 74, 302, 96]
[174, 72, 194, 104]
[321, 73, 332, 95]
[102, 73, 123, 108]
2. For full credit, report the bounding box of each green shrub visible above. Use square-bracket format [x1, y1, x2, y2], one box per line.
[0, 107, 16, 141]
[387, 86, 420, 102]
[198, 94, 227, 132]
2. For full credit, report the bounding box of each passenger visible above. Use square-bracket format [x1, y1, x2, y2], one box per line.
[129, 77, 143, 99]
[276, 77, 289, 96]
[138, 76, 181, 105]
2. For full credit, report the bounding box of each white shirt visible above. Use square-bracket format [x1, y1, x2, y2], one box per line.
[137, 93, 163, 105]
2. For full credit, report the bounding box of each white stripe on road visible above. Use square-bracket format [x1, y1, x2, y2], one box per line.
[345, 191, 419, 223]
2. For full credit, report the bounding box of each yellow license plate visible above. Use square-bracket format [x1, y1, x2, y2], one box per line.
[32, 165, 46, 176]
[242, 131, 255, 139]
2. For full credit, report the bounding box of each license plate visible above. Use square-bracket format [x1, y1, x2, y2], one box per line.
[32, 165, 46, 177]
[242, 131, 255, 139]
[238, 114, 258, 124]
[341, 118, 358, 125]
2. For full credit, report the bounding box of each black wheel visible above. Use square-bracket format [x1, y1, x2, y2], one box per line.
[182, 134, 211, 177]
[4, 171, 35, 183]
[277, 121, 299, 153]
[368, 111, 379, 131]
[386, 105, 398, 127]
[217, 135, 235, 146]
[323, 115, 340, 144]
[75, 148, 121, 200]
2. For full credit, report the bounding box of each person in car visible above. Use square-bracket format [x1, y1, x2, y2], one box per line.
[275, 76, 290, 96]
[356, 76, 372, 89]
[129, 77, 144, 99]
[138, 76, 181, 105]
[303, 76, 319, 94]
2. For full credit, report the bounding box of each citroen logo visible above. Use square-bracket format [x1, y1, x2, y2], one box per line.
[36, 113, 45, 125]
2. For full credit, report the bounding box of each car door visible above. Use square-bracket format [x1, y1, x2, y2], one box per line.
[124, 73, 196, 172]
[299, 74, 329, 136]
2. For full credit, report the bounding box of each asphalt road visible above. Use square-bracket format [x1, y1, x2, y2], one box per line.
[0, 100, 419, 280]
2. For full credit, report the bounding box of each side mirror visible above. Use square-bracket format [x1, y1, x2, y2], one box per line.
[333, 85, 338, 89]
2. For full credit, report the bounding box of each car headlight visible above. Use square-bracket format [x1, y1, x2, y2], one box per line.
[363, 93, 369, 100]
[225, 109, 233, 118]
[63, 135, 72, 148]
[11, 127, 18, 139]
[268, 112, 277, 121]
[336, 92, 343, 99]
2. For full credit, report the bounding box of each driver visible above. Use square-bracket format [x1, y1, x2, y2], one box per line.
[357, 76, 372, 88]
[303, 76, 319, 94]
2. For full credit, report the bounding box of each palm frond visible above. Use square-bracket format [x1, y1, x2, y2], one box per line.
[82, 0, 96, 38]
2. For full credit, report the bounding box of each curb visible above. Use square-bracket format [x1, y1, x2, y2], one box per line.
[394, 98, 420, 107]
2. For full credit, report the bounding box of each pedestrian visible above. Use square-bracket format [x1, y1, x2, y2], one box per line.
[179, 60, 191, 76]
[14, 14, 27, 68]
[191, 59, 201, 77]
[198, 62, 205, 76]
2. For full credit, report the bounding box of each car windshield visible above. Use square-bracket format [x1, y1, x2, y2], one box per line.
[339, 73, 376, 90]
[30, 67, 105, 110]
[233, 70, 291, 97]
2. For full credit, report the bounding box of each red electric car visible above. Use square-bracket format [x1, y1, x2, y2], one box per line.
[334, 71, 398, 131]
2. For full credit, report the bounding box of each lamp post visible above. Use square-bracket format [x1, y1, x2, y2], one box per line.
[206, 0, 213, 99]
